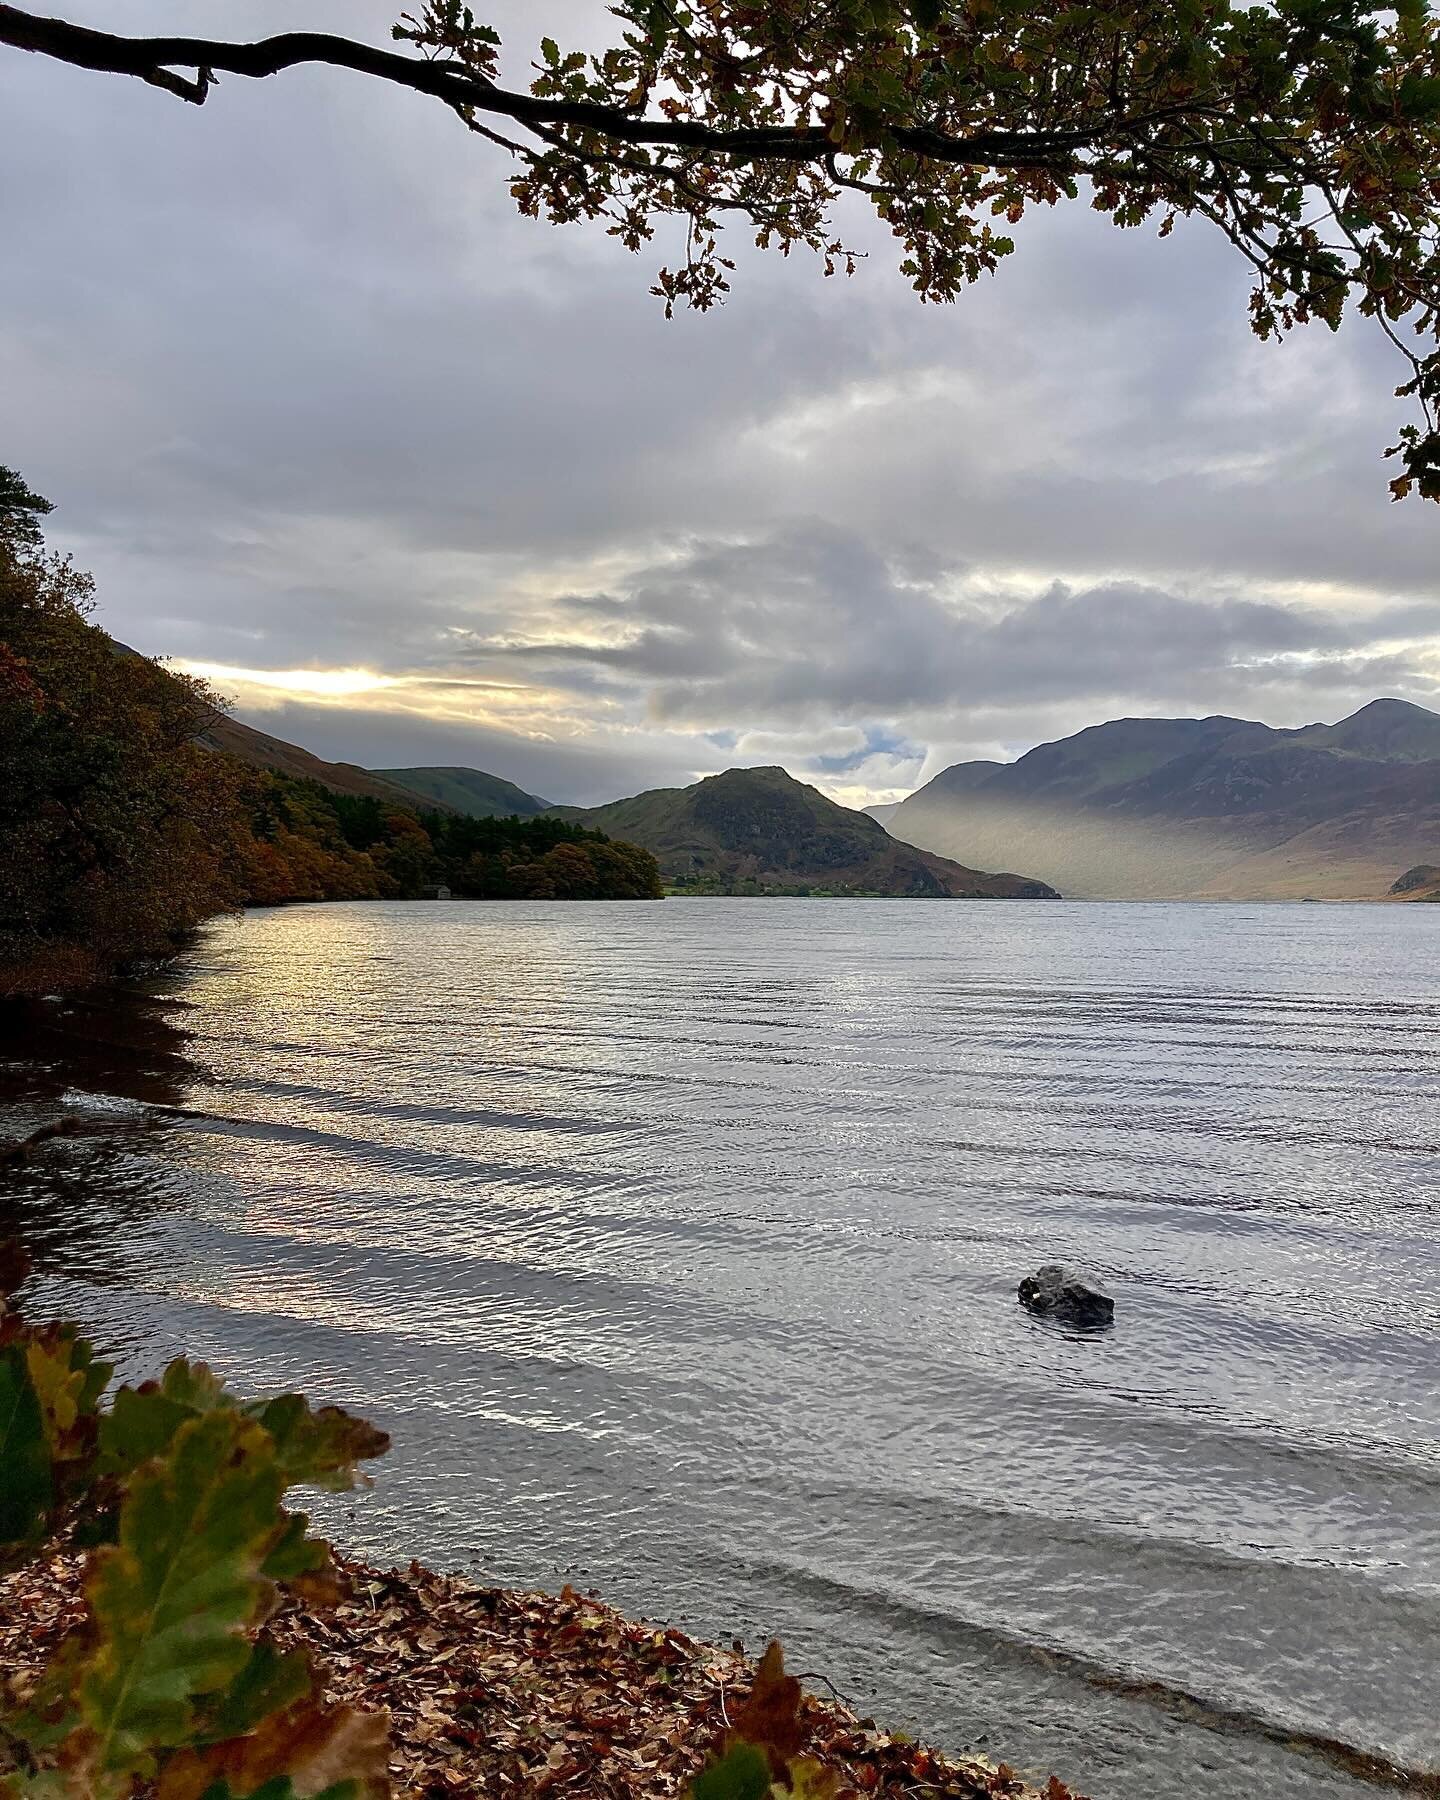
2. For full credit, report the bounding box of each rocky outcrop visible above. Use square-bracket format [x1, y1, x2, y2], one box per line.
[1018, 1265, 1115, 1328]
[1390, 865, 1440, 898]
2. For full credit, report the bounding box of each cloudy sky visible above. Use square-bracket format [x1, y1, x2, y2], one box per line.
[3, 2, 1439, 807]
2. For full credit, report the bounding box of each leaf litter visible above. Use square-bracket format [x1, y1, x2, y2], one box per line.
[0, 1551, 1078, 1800]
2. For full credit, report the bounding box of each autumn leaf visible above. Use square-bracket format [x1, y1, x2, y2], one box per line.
[787, 1757, 842, 1800]
[729, 1641, 805, 1773]
[50, 1409, 289, 1792]
[157, 1698, 390, 1800]
[26, 1323, 111, 1468]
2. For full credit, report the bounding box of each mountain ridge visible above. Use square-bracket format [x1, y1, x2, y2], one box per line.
[875, 698, 1440, 900]
[196, 712, 448, 810]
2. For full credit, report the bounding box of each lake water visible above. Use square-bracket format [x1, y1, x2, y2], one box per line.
[3, 898, 1439, 1800]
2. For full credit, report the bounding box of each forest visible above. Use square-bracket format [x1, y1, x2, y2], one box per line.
[244, 784, 665, 908]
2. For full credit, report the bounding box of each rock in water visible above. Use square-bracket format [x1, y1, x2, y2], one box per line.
[1018, 1264, 1114, 1327]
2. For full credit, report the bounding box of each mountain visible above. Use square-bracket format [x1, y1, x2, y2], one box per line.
[197, 712, 446, 809]
[551, 766, 1058, 897]
[371, 766, 550, 818]
[876, 699, 1440, 900]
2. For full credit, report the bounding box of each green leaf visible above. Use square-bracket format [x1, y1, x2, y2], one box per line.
[100, 1374, 386, 1497]
[97, 1360, 237, 1480]
[259, 1512, 325, 1583]
[197, 1641, 315, 1746]
[159, 1359, 233, 1413]
[258, 1509, 344, 1607]
[203, 1784, 305, 1800]
[61, 1409, 288, 1790]
[246, 1397, 388, 1493]
[691, 1742, 773, 1800]
[98, 1384, 207, 1479]
[0, 1342, 51, 1548]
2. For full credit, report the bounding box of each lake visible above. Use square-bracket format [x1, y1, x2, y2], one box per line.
[3, 898, 1439, 1800]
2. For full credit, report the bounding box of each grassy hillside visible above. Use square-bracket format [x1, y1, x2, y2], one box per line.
[372, 765, 551, 818]
[554, 766, 1058, 897]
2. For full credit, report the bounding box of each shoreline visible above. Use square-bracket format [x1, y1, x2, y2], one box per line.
[3, 1552, 1070, 1800]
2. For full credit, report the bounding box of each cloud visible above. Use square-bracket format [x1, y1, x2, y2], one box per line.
[467, 521, 1405, 721]
[176, 519, 1440, 805]
[4, 1, 1440, 805]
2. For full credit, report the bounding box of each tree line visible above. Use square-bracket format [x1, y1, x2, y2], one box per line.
[0, 468, 662, 998]
[241, 783, 664, 908]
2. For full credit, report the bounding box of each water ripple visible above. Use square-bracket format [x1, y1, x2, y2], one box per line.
[4, 897, 1440, 1800]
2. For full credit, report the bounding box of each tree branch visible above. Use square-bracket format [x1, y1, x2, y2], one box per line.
[0, 5, 1173, 174]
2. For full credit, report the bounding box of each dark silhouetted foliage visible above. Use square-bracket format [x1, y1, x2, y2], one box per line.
[0, 484, 242, 995]
[1, 3, 1437, 498]
[236, 786, 664, 905]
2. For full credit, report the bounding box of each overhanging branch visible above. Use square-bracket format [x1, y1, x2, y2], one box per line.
[0, 4, 1156, 174]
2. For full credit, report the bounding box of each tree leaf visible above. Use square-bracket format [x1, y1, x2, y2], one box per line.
[260, 1511, 346, 1608]
[196, 1640, 315, 1746]
[158, 1359, 233, 1414]
[244, 1396, 389, 1492]
[99, 1376, 387, 1497]
[26, 1324, 111, 1466]
[57, 1409, 288, 1790]
[98, 1385, 208, 1480]
[691, 1741, 772, 1800]
[729, 1640, 804, 1770]
[156, 1698, 390, 1800]
[786, 1759, 841, 1800]
[0, 1341, 51, 1549]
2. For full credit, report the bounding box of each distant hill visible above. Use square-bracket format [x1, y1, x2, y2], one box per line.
[371, 766, 550, 818]
[1391, 865, 1440, 901]
[197, 712, 445, 809]
[551, 766, 1058, 897]
[875, 699, 1440, 900]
